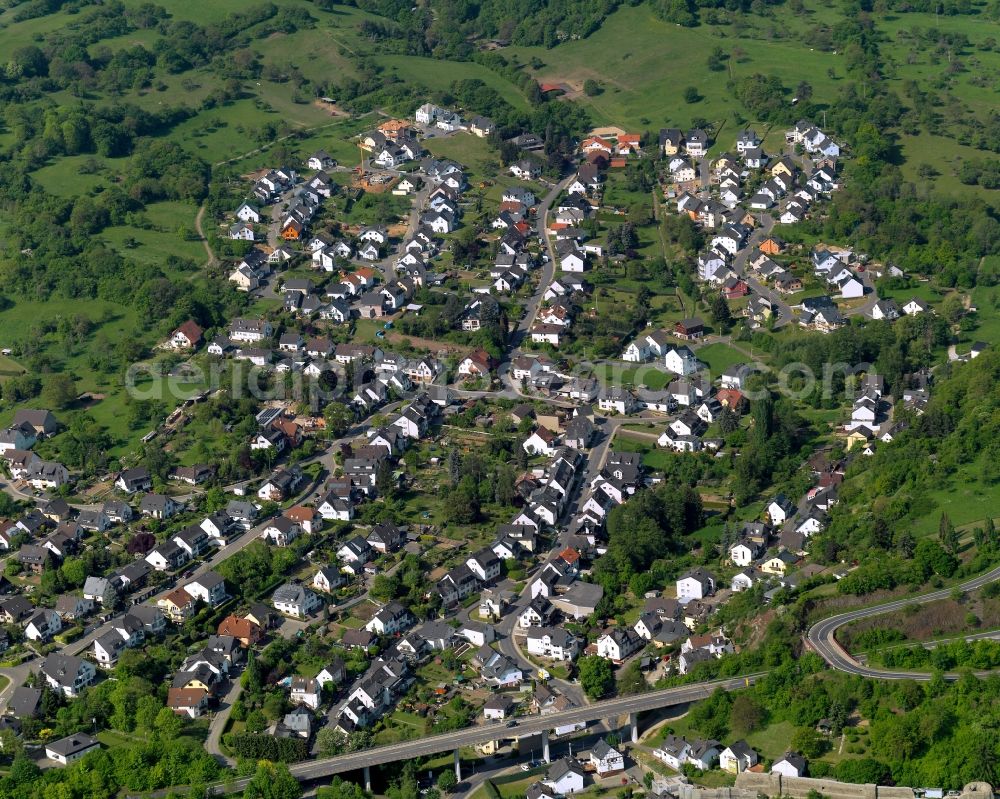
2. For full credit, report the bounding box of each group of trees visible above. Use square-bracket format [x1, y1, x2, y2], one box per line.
[2, 665, 222, 798]
[668, 650, 1000, 788]
[593, 478, 704, 594]
[439, 436, 522, 527]
[808, 350, 1000, 577]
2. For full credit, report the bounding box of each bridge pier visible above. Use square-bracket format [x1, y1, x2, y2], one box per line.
[629, 712, 639, 744]
[542, 729, 550, 763]
[364, 766, 371, 793]
[454, 748, 461, 781]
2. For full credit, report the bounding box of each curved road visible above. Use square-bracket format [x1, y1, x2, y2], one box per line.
[806, 563, 1000, 680]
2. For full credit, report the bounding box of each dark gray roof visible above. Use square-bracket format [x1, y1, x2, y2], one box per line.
[7, 687, 41, 718]
[46, 733, 98, 758]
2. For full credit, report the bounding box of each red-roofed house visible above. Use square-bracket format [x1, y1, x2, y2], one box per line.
[285, 506, 321, 534]
[616, 134, 642, 155]
[171, 320, 204, 350]
[716, 389, 746, 412]
[723, 279, 749, 299]
[458, 348, 497, 378]
[581, 137, 613, 155]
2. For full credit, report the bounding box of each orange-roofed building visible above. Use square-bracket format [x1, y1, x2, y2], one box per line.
[272, 419, 302, 447]
[171, 320, 204, 349]
[167, 687, 210, 718]
[716, 388, 746, 412]
[378, 119, 412, 139]
[285, 505, 321, 534]
[281, 219, 303, 240]
[616, 134, 642, 156]
[218, 614, 264, 647]
[158, 587, 195, 622]
[581, 137, 613, 155]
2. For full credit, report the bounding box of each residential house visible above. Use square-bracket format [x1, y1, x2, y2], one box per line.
[261, 517, 301, 547]
[45, 733, 100, 766]
[589, 739, 625, 776]
[720, 741, 759, 774]
[158, 587, 196, 622]
[313, 566, 345, 594]
[544, 759, 586, 795]
[290, 676, 322, 710]
[272, 583, 322, 618]
[526, 627, 578, 661]
[366, 600, 413, 635]
[772, 753, 807, 777]
[167, 687, 210, 719]
[185, 572, 227, 607]
[140, 494, 178, 520]
[41, 653, 96, 697]
[596, 627, 643, 663]
[676, 568, 715, 601]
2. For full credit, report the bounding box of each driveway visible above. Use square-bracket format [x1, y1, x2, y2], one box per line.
[204, 678, 242, 766]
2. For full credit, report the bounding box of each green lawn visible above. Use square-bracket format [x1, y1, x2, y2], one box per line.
[878, 281, 946, 308]
[912, 462, 1000, 536]
[31, 155, 109, 198]
[374, 55, 529, 111]
[505, 4, 840, 134]
[0, 355, 25, 383]
[101, 200, 205, 267]
[745, 720, 797, 761]
[424, 134, 500, 182]
[598, 363, 671, 390]
[694, 342, 747, 375]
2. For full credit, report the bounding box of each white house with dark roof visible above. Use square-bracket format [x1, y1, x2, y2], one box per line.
[41, 653, 96, 697]
[45, 733, 100, 766]
[720, 740, 759, 774]
[676, 568, 716, 601]
[589, 739, 625, 775]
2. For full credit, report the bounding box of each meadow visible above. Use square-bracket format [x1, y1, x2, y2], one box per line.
[505, 4, 842, 140]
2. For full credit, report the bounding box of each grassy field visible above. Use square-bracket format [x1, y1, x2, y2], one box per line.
[505, 5, 840, 137]
[101, 200, 206, 267]
[911, 462, 1000, 536]
[694, 342, 748, 375]
[0, 355, 25, 384]
[31, 155, 109, 197]
[375, 55, 529, 111]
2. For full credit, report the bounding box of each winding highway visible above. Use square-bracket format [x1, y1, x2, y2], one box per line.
[806, 563, 1000, 680]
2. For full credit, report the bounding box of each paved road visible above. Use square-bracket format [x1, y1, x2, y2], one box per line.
[510, 173, 577, 348]
[489, 415, 636, 709]
[374, 181, 430, 285]
[806, 563, 1000, 680]
[0, 655, 39, 709]
[729, 213, 795, 329]
[187, 673, 765, 796]
[204, 678, 242, 766]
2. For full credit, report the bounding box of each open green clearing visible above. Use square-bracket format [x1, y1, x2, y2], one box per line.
[375, 55, 530, 111]
[506, 4, 840, 136]
[0, 356, 25, 384]
[694, 342, 749, 375]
